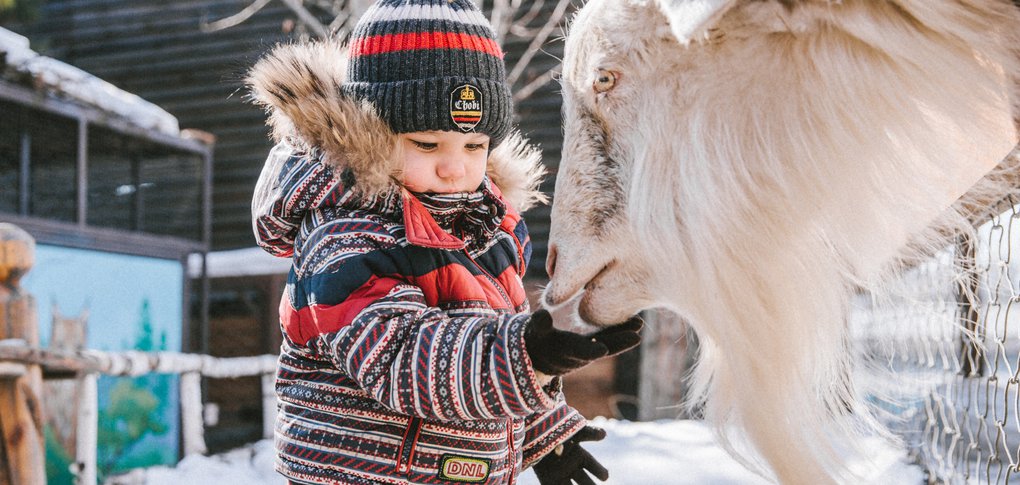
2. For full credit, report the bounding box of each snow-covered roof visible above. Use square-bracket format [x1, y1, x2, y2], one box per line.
[0, 27, 180, 136]
[187, 247, 291, 279]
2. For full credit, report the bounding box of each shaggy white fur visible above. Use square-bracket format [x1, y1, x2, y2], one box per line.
[246, 39, 547, 212]
[544, 1, 1020, 484]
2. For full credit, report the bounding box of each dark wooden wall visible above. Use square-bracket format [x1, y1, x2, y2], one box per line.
[505, 4, 566, 279]
[9, 0, 301, 250]
[7, 0, 569, 279]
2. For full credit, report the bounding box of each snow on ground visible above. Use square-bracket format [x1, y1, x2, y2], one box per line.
[136, 418, 923, 484]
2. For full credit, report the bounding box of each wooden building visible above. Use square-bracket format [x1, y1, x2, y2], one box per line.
[0, 25, 214, 481]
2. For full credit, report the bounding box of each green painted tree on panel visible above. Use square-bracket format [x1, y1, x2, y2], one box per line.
[95, 299, 174, 481]
[44, 427, 75, 485]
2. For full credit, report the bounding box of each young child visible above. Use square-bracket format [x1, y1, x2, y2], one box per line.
[247, 1, 642, 484]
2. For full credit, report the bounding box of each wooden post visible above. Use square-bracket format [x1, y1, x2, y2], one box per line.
[261, 372, 276, 440]
[636, 309, 693, 421]
[180, 372, 207, 456]
[75, 373, 98, 485]
[45, 306, 88, 461]
[0, 223, 46, 485]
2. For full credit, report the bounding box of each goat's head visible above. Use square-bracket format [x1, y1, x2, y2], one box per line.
[546, 0, 1019, 482]
[546, 0, 1018, 324]
[543, 0, 727, 325]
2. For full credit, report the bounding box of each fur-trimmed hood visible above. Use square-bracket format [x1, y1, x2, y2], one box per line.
[246, 38, 547, 212]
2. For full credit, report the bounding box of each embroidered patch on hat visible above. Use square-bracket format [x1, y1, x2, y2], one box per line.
[450, 84, 483, 132]
[437, 454, 491, 483]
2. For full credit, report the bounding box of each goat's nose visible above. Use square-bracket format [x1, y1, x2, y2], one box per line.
[545, 243, 558, 278]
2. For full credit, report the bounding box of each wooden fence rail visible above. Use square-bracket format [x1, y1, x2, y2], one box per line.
[0, 341, 278, 485]
[0, 341, 277, 378]
[0, 223, 278, 485]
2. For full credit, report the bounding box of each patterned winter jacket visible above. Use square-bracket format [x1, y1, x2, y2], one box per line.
[248, 40, 585, 485]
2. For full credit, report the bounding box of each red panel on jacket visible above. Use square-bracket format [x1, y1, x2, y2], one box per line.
[281, 276, 403, 345]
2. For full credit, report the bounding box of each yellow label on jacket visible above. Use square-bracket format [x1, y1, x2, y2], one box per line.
[438, 454, 491, 483]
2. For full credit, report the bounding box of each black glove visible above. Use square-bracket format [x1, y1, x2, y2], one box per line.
[524, 309, 642, 376]
[533, 425, 610, 485]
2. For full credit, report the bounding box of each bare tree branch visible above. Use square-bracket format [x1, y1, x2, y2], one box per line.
[513, 68, 557, 102]
[200, 0, 273, 33]
[481, 0, 511, 42]
[277, 0, 330, 38]
[333, 0, 374, 37]
[506, 0, 570, 87]
[507, 0, 547, 37]
[328, 10, 352, 35]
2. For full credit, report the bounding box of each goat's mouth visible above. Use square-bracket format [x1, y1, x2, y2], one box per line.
[583, 260, 616, 292]
[542, 260, 616, 308]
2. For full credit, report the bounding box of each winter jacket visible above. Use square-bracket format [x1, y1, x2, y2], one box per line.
[248, 40, 585, 485]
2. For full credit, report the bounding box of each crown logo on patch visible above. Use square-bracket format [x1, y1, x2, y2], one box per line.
[450, 84, 483, 132]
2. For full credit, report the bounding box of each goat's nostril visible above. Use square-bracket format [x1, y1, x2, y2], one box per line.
[546, 244, 558, 278]
[542, 291, 558, 308]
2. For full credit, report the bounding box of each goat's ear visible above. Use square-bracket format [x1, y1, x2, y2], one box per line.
[654, 0, 737, 44]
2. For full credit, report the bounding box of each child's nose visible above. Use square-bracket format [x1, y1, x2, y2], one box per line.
[436, 158, 466, 180]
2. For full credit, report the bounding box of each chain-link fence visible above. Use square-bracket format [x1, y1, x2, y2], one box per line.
[852, 201, 1020, 484]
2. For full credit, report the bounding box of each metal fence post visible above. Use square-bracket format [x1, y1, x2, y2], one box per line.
[0, 223, 46, 485]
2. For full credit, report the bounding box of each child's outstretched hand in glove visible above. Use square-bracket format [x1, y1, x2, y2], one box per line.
[533, 425, 610, 485]
[524, 310, 639, 484]
[524, 309, 643, 376]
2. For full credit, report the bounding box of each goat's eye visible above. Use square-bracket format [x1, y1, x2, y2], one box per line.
[593, 69, 618, 94]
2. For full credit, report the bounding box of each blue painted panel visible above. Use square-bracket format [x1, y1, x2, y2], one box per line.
[23, 244, 183, 483]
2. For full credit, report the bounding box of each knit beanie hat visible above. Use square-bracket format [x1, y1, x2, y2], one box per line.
[342, 0, 513, 146]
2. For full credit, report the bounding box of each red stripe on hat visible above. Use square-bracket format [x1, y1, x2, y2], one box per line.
[351, 32, 504, 58]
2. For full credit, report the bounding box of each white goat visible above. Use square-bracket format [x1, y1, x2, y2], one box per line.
[543, 1, 1020, 483]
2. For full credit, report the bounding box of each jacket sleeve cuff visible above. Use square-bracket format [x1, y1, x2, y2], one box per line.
[508, 314, 562, 412]
[521, 401, 587, 469]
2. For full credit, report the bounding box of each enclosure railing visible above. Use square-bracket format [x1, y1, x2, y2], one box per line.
[850, 152, 1020, 484]
[0, 342, 277, 485]
[0, 223, 278, 485]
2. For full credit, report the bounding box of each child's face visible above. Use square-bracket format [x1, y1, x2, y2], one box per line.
[398, 131, 490, 194]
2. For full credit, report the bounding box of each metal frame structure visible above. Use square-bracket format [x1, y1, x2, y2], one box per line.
[0, 79, 214, 355]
